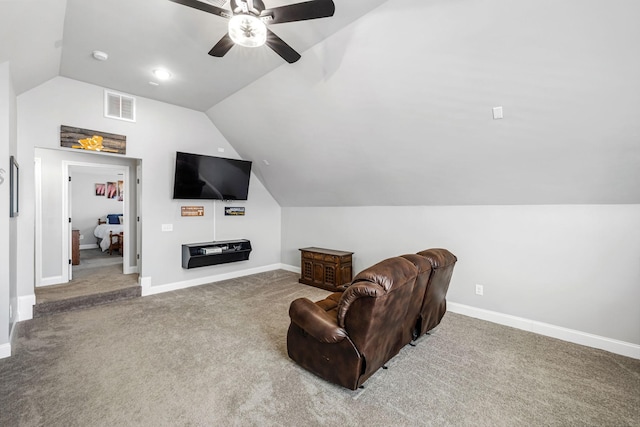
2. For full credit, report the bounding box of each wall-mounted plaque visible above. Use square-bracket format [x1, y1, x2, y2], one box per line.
[181, 206, 204, 216]
[60, 125, 126, 155]
[225, 207, 245, 216]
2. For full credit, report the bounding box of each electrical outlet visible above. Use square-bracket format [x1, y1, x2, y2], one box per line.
[475, 284, 484, 296]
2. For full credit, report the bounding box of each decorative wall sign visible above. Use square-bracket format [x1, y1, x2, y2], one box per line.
[225, 207, 245, 216]
[60, 125, 126, 155]
[181, 206, 204, 217]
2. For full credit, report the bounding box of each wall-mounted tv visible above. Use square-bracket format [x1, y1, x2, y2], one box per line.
[172, 151, 252, 200]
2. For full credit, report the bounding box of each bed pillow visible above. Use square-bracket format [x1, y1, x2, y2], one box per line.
[107, 214, 122, 224]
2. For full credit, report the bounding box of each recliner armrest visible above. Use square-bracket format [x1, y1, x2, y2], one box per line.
[289, 298, 348, 344]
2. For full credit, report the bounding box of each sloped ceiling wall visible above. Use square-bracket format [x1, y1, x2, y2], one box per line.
[207, 0, 640, 207]
[0, 0, 65, 95]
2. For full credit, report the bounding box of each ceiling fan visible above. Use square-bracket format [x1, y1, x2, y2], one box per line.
[169, 0, 336, 63]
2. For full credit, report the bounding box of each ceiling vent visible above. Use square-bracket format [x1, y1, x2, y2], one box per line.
[104, 90, 136, 122]
[206, 0, 227, 6]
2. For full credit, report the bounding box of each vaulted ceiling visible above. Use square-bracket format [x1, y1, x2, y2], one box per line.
[2, 0, 639, 206]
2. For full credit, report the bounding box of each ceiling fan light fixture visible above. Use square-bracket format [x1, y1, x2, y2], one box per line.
[228, 14, 267, 48]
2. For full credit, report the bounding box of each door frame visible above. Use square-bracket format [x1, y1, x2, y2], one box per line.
[60, 160, 132, 283]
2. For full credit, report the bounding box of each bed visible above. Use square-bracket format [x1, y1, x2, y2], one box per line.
[94, 216, 124, 252]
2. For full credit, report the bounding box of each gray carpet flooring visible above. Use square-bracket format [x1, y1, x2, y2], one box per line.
[1, 270, 638, 426]
[74, 247, 123, 271]
[34, 263, 140, 318]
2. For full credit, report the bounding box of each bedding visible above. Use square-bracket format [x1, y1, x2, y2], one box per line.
[94, 224, 124, 251]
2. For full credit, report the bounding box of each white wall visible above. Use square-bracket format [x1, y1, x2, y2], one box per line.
[282, 205, 640, 347]
[0, 61, 18, 357]
[71, 170, 125, 247]
[18, 77, 281, 299]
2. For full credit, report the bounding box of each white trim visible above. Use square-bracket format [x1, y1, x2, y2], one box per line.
[17, 294, 35, 321]
[0, 343, 10, 359]
[62, 161, 70, 282]
[62, 161, 135, 283]
[447, 302, 640, 360]
[38, 275, 64, 287]
[123, 264, 138, 275]
[139, 276, 152, 295]
[141, 263, 286, 296]
[79, 244, 98, 250]
[34, 157, 42, 287]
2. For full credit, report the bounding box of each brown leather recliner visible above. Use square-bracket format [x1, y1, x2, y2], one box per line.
[287, 249, 457, 390]
[287, 257, 419, 389]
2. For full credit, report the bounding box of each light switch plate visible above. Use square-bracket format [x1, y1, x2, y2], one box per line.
[161, 224, 173, 232]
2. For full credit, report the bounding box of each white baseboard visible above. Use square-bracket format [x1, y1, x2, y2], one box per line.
[0, 343, 10, 359]
[139, 276, 152, 295]
[447, 302, 640, 360]
[80, 244, 98, 250]
[38, 275, 65, 287]
[18, 294, 35, 322]
[141, 263, 290, 297]
[123, 263, 138, 275]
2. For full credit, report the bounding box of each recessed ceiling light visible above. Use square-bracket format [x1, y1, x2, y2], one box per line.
[149, 81, 160, 86]
[92, 50, 108, 61]
[152, 68, 172, 80]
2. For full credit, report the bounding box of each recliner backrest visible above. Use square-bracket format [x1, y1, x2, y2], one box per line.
[337, 257, 418, 382]
[416, 248, 457, 335]
[399, 253, 433, 340]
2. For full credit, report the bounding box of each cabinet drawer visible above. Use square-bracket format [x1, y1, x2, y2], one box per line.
[313, 253, 324, 260]
[302, 251, 313, 259]
[324, 255, 337, 262]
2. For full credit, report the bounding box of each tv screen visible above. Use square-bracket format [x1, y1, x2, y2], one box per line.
[173, 152, 252, 200]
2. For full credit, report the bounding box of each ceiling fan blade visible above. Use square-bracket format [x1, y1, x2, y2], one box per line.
[261, 0, 335, 25]
[209, 33, 235, 57]
[265, 30, 301, 63]
[169, 0, 232, 19]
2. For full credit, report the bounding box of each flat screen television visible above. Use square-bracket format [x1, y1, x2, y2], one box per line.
[172, 151, 252, 200]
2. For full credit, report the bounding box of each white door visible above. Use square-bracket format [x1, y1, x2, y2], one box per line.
[67, 171, 73, 281]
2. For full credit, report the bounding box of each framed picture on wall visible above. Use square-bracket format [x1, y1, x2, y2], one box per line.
[117, 180, 124, 201]
[95, 183, 106, 196]
[10, 156, 19, 217]
[107, 181, 117, 199]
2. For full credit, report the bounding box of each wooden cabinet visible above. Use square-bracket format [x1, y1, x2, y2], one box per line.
[72, 229, 80, 265]
[299, 247, 353, 292]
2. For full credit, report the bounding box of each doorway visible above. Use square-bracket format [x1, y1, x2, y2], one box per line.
[33, 149, 141, 316]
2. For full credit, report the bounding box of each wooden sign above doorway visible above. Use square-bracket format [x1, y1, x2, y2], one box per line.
[60, 125, 126, 155]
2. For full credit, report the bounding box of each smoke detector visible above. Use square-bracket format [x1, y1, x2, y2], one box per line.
[92, 50, 109, 61]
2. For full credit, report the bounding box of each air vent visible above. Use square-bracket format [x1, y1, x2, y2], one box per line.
[104, 90, 136, 122]
[206, 0, 227, 6]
